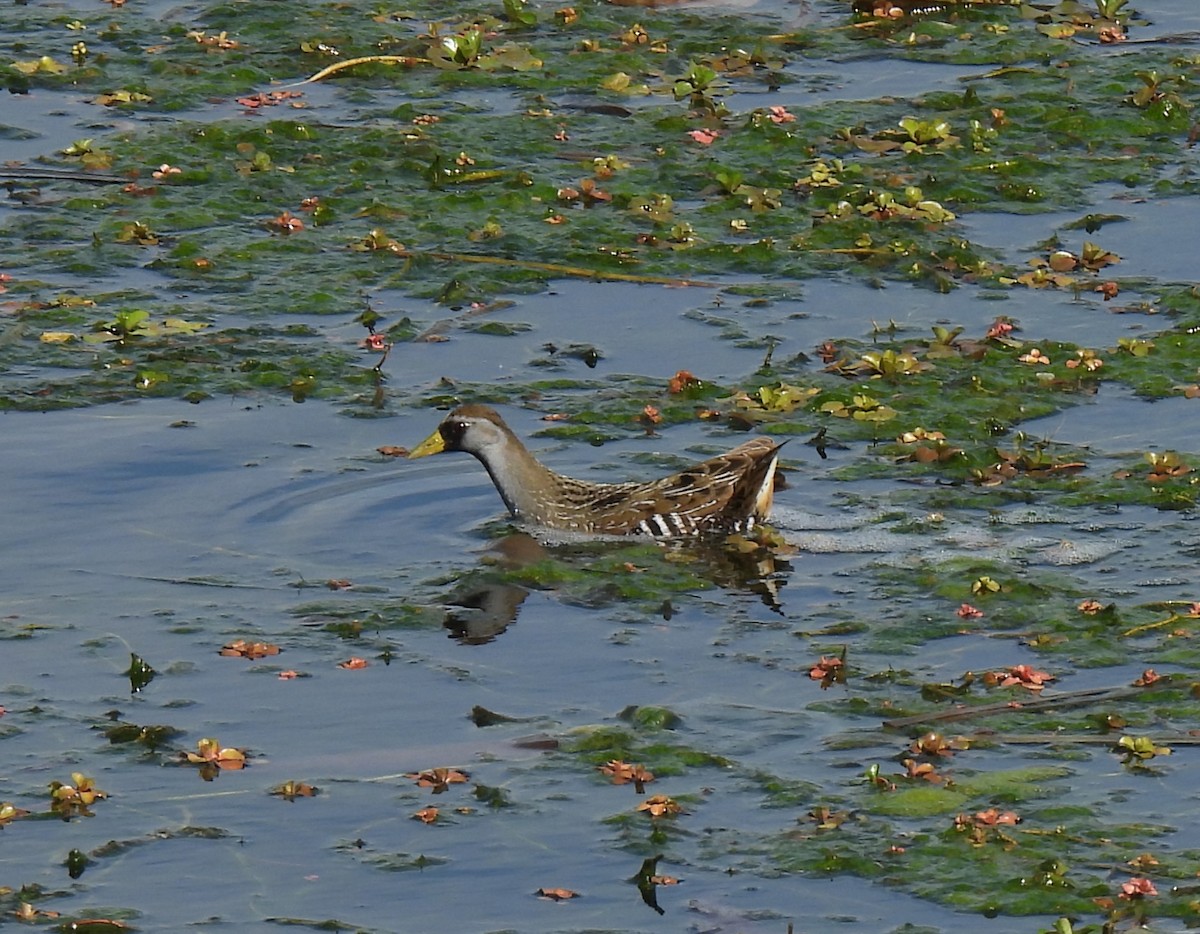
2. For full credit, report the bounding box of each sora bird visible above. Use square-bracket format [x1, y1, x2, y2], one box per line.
[407, 404, 784, 537]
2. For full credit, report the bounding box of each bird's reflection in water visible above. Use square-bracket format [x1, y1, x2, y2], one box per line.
[444, 583, 531, 645]
[442, 530, 795, 645]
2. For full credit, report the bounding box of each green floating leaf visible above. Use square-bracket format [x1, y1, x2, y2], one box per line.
[102, 722, 181, 749]
[479, 45, 543, 72]
[65, 847, 89, 879]
[11, 55, 67, 75]
[502, 0, 537, 26]
[126, 652, 156, 692]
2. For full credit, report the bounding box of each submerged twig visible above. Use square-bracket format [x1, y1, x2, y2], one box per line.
[1, 169, 126, 185]
[966, 731, 1200, 746]
[392, 246, 720, 288]
[1122, 608, 1199, 638]
[882, 684, 1144, 730]
[286, 55, 431, 88]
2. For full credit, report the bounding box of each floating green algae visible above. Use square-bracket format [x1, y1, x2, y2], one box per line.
[4, 2, 1200, 930]
[2, 0, 1197, 426]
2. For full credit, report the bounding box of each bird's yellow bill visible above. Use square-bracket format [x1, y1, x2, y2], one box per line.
[407, 429, 446, 459]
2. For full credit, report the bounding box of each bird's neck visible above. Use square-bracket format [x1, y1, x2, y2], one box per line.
[473, 435, 565, 522]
